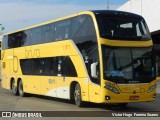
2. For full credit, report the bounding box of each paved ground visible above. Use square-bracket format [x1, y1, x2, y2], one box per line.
[0, 81, 160, 120]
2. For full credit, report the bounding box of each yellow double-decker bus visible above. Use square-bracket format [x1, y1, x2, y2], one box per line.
[1, 10, 157, 107]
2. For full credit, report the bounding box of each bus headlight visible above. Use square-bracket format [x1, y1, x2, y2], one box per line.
[148, 85, 156, 93]
[105, 82, 120, 94]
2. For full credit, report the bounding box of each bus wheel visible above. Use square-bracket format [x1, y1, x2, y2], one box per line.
[18, 80, 25, 97]
[74, 83, 84, 107]
[11, 80, 18, 95]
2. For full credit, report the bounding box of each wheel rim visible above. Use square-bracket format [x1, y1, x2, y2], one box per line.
[12, 81, 16, 93]
[19, 82, 23, 95]
[74, 89, 80, 103]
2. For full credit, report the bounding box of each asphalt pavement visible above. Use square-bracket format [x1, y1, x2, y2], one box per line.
[0, 81, 160, 120]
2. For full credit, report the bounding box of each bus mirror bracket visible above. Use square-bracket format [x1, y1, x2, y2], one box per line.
[91, 62, 98, 78]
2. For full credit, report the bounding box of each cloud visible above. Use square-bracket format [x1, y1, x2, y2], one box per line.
[0, 1, 119, 32]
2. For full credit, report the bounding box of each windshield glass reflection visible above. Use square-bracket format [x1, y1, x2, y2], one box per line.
[102, 46, 156, 83]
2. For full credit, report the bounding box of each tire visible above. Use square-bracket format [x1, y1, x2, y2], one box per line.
[18, 80, 26, 97]
[74, 83, 84, 107]
[11, 80, 18, 95]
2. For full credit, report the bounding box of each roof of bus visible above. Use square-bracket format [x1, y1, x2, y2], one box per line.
[91, 10, 142, 17]
[4, 10, 142, 36]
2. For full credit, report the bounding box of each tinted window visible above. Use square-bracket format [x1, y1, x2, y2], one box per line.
[41, 58, 57, 76]
[32, 59, 42, 75]
[2, 35, 8, 50]
[71, 15, 96, 44]
[20, 59, 32, 75]
[71, 15, 87, 37]
[42, 24, 55, 43]
[8, 31, 30, 48]
[23, 30, 31, 46]
[62, 56, 77, 77]
[20, 57, 58, 76]
[102, 46, 156, 83]
[96, 14, 151, 40]
[71, 15, 97, 54]
[5, 15, 97, 49]
[31, 27, 42, 45]
[8, 34, 15, 48]
[55, 20, 71, 41]
[20, 56, 77, 77]
[71, 15, 99, 83]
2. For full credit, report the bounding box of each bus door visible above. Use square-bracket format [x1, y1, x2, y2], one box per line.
[41, 76, 57, 97]
[56, 57, 65, 98]
[40, 57, 57, 97]
[56, 56, 73, 99]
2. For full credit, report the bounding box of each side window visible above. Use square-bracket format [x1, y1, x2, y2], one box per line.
[8, 31, 28, 48]
[71, 15, 87, 38]
[20, 57, 58, 76]
[2, 36, 5, 50]
[49, 58, 58, 76]
[71, 15, 97, 53]
[42, 24, 55, 43]
[14, 32, 24, 47]
[8, 34, 15, 48]
[55, 19, 71, 41]
[20, 57, 77, 77]
[41, 58, 57, 76]
[31, 27, 42, 45]
[23, 30, 31, 46]
[71, 15, 99, 84]
[32, 59, 42, 75]
[2, 35, 8, 50]
[62, 56, 77, 77]
[20, 59, 33, 75]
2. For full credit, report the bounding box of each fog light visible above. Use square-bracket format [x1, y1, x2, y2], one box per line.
[153, 94, 156, 98]
[105, 96, 110, 100]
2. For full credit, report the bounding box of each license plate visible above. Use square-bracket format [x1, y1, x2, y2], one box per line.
[130, 96, 139, 100]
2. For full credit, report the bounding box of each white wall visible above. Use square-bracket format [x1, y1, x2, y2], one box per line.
[118, 0, 160, 32]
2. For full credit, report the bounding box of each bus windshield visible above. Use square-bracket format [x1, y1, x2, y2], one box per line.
[96, 14, 151, 40]
[102, 46, 156, 83]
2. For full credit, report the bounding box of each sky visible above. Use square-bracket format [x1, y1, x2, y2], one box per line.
[0, 0, 128, 33]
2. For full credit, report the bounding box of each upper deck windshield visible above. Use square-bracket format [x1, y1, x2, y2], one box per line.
[102, 46, 156, 83]
[95, 12, 151, 40]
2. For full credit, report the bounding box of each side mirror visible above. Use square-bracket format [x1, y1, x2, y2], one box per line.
[91, 62, 99, 78]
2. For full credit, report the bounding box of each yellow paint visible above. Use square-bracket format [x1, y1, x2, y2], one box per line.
[1, 11, 156, 104]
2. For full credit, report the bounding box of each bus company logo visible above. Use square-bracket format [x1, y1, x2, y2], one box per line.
[2, 112, 11, 117]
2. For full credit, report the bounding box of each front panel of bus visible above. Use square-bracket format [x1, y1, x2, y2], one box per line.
[93, 11, 156, 103]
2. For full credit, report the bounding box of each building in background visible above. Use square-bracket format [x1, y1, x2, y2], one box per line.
[118, 0, 160, 77]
